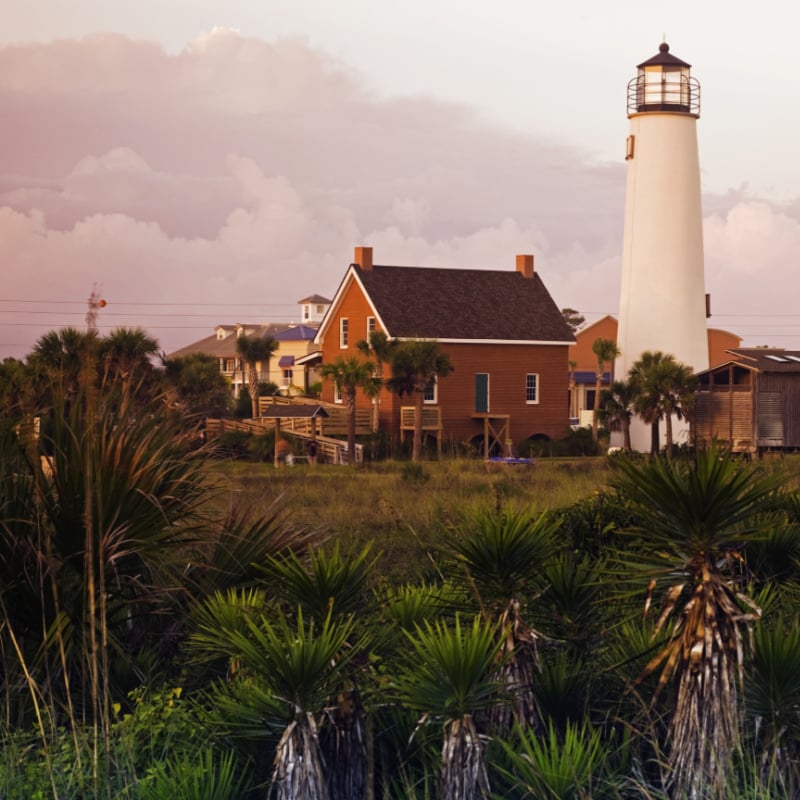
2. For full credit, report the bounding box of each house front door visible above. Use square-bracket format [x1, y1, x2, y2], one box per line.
[475, 373, 489, 413]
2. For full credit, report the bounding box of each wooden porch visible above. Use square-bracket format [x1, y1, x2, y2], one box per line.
[472, 413, 513, 458]
[400, 406, 443, 456]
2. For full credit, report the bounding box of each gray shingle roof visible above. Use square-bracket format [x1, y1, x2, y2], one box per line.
[168, 323, 291, 359]
[355, 264, 574, 342]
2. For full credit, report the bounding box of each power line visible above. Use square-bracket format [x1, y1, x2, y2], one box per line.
[0, 299, 315, 308]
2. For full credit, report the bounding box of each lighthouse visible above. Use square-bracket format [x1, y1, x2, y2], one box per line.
[615, 42, 709, 452]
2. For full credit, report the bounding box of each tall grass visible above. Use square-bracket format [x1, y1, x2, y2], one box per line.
[211, 457, 612, 584]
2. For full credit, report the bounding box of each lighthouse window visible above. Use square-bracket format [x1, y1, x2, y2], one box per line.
[626, 135, 635, 160]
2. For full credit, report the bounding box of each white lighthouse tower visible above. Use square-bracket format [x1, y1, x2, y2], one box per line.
[615, 42, 709, 452]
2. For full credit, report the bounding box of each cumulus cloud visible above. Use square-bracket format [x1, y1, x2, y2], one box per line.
[1, 30, 798, 357]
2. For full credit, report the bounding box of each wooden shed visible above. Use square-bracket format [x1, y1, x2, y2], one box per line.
[693, 348, 800, 453]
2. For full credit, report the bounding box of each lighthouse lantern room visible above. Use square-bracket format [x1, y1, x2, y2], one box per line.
[629, 42, 700, 114]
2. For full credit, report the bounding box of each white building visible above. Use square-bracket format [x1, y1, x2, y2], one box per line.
[615, 42, 709, 451]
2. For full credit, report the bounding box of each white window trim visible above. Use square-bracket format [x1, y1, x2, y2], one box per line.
[339, 317, 349, 349]
[424, 376, 438, 404]
[366, 316, 376, 336]
[334, 384, 343, 404]
[525, 373, 539, 405]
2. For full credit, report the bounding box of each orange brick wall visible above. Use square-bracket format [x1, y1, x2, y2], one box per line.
[431, 341, 571, 447]
[319, 275, 571, 448]
[318, 276, 379, 404]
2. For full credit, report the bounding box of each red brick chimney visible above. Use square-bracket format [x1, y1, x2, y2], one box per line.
[354, 246, 373, 271]
[516, 254, 534, 279]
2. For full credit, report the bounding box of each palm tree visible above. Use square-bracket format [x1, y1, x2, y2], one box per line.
[356, 331, 397, 433]
[387, 340, 453, 462]
[162, 352, 232, 420]
[321, 356, 374, 464]
[98, 326, 160, 399]
[591, 337, 620, 441]
[610, 447, 786, 799]
[628, 350, 695, 454]
[568, 359, 577, 420]
[598, 379, 635, 451]
[0, 357, 32, 420]
[394, 615, 502, 800]
[236, 334, 279, 419]
[29, 327, 96, 407]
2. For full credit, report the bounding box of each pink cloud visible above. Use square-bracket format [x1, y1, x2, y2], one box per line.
[1, 30, 798, 357]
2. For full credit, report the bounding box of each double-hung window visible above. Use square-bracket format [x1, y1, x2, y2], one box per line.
[525, 373, 539, 404]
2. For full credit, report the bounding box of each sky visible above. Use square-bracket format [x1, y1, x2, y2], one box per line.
[2, 0, 800, 359]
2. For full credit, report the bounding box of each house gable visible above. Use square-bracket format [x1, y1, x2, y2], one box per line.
[316, 250, 574, 347]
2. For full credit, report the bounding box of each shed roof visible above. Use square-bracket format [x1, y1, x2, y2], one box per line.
[696, 348, 800, 376]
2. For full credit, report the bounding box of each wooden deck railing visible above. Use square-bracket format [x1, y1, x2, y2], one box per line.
[399, 406, 442, 431]
[204, 418, 363, 464]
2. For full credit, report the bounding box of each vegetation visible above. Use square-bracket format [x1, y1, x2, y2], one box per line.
[236, 334, 279, 419]
[628, 349, 697, 454]
[387, 339, 454, 462]
[356, 330, 397, 433]
[321, 356, 375, 464]
[591, 337, 620, 441]
[5, 325, 800, 799]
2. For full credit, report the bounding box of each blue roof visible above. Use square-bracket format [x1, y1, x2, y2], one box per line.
[275, 325, 318, 342]
[573, 370, 610, 385]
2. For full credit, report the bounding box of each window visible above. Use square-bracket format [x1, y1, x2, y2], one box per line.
[525, 373, 539, 404]
[339, 317, 349, 348]
[475, 373, 489, 413]
[316, 304, 324, 314]
[282, 369, 293, 387]
[424, 376, 438, 404]
[334, 384, 343, 404]
[366, 316, 376, 336]
[303, 306, 310, 321]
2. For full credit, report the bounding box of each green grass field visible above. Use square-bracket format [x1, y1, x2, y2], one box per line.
[212, 457, 614, 583]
